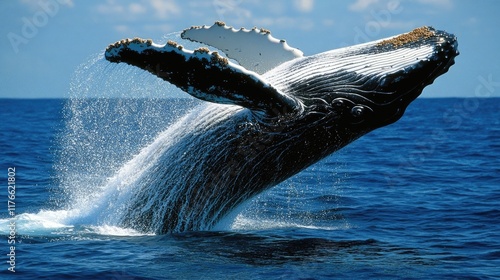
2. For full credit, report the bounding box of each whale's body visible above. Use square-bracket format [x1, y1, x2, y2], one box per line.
[105, 23, 458, 234]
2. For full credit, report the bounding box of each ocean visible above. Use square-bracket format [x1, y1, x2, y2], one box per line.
[1, 96, 499, 279]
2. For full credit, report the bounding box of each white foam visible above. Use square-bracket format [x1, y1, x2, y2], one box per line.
[89, 225, 154, 237]
[0, 210, 72, 236]
[230, 214, 350, 232]
[0, 209, 155, 237]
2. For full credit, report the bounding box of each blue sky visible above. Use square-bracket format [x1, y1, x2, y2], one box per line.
[1, 0, 499, 98]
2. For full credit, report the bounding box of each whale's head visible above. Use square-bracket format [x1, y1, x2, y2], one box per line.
[275, 26, 458, 132]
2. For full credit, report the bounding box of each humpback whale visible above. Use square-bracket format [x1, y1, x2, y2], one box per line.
[104, 22, 458, 234]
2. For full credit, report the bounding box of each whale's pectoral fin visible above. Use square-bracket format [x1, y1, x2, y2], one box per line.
[105, 38, 301, 117]
[181, 21, 304, 74]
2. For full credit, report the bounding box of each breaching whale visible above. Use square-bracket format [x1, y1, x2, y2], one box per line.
[104, 22, 458, 234]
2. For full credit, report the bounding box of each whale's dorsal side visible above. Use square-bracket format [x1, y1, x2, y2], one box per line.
[181, 21, 304, 74]
[105, 38, 302, 118]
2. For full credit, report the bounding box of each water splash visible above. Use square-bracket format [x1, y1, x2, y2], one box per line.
[51, 56, 199, 231]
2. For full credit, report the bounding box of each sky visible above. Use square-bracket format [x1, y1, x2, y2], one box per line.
[1, 0, 499, 99]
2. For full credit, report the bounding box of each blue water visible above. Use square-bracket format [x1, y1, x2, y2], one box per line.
[1, 97, 499, 279]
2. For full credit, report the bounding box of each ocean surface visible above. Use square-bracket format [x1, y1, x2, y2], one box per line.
[0, 97, 499, 279]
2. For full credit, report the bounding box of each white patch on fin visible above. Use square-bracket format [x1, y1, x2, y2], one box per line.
[181, 21, 304, 74]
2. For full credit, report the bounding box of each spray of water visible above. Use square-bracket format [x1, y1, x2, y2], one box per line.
[52, 56, 199, 231]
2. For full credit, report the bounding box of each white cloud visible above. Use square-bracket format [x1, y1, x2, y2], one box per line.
[150, 0, 181, 19]
[294, 0, 314, 13]
[212, 0, 252, 22]
[129, 3, 147, 15]
[92, 0, 181, 36]
[96, 0, 125, 15]
[95, 0, 180, 19]
[349, 0, 379, 12]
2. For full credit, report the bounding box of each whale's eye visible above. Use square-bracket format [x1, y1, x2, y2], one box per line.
[351, 106, 365, 118]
